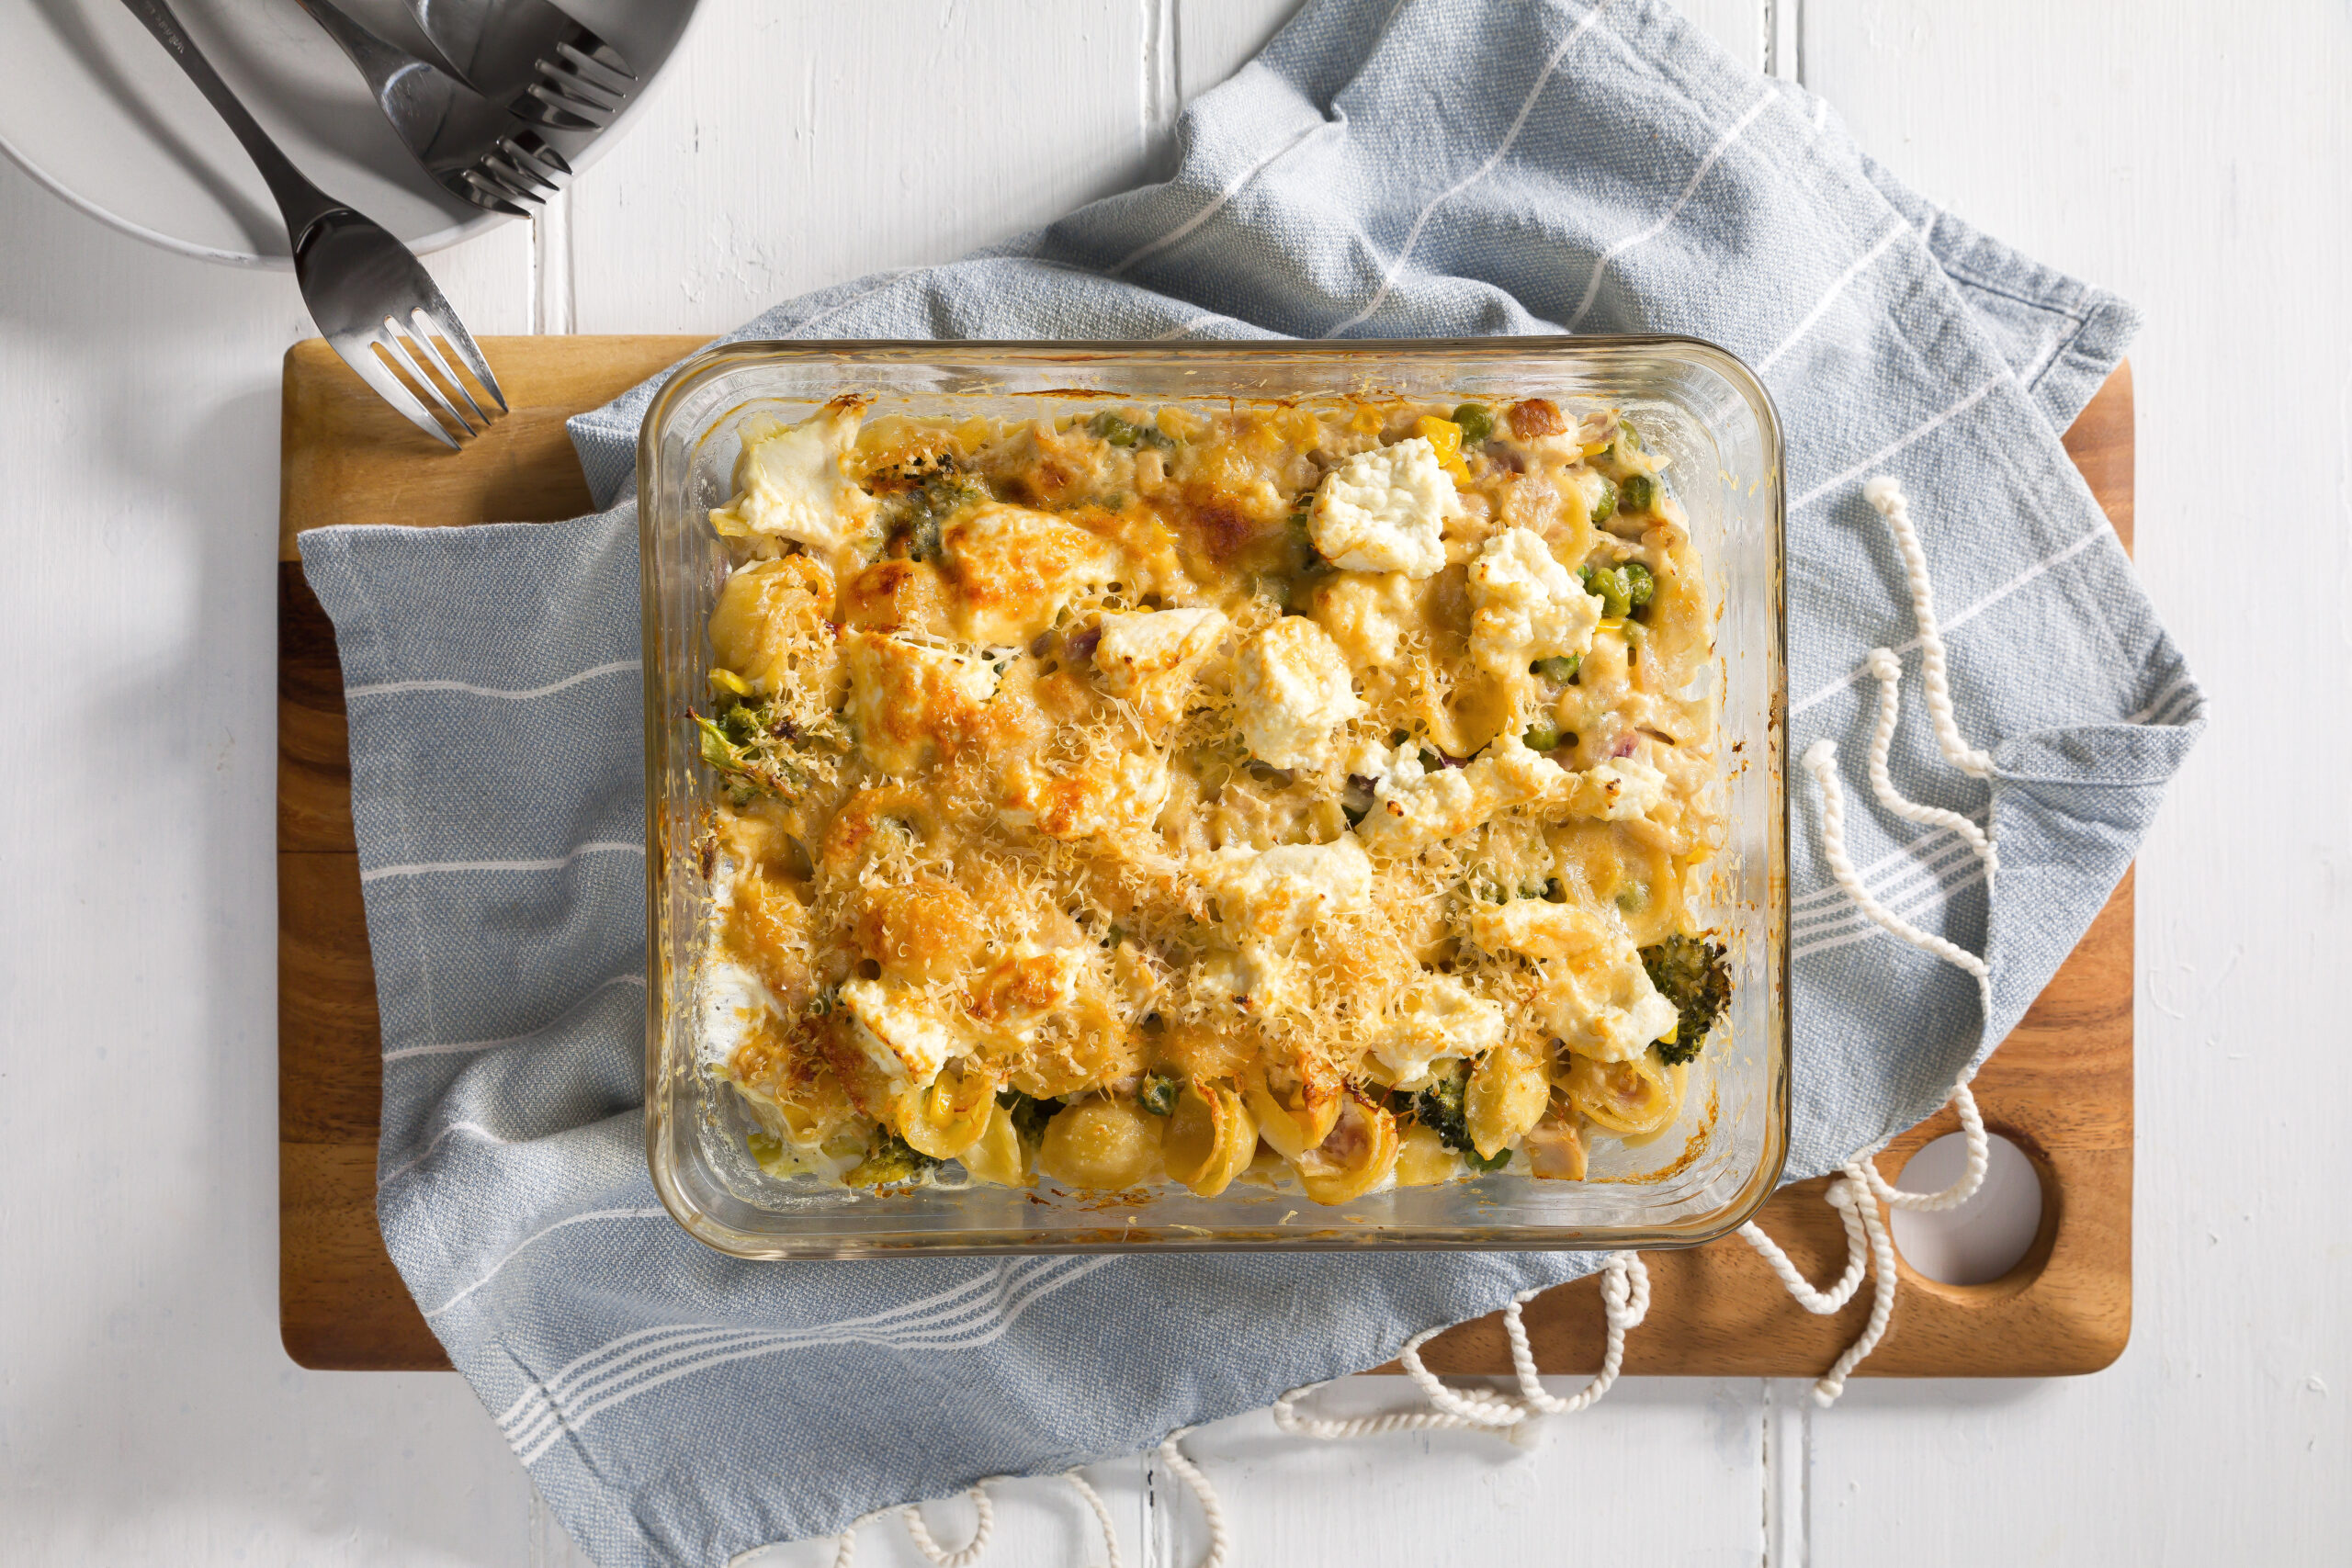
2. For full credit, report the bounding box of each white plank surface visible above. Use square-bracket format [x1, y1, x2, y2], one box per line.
[0, 0, 2342, 1564]
[1801, 0, 2352, 1555]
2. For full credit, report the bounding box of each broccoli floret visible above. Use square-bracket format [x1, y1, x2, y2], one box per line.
[995, 1088, 1060, 1146]
[1136, 1068, 1182, 1117]
[691, 695, 831, 802]
[1641, 933, 1731, 1066]
[1412, 1062, 1475, 1156]
[872, 452, 989, 560]
[1087, 411, 1176, 453]
[844, 1127, 943, 1188]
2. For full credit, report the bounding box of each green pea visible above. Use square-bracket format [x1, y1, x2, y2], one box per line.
[1590, 476, 1619, 525]
[1623, 559, 1657, 610]
[1465, 1146, 1512, 1174]
[1619, 473, 1656, 513]
[1088, 412, 1139, 447]
[1452, 402, 1496, 445]
[1618, 419, 1643, 453]
[1581, 563, 1633, 618]
[1523, 718, 1562, 752]
[1531, 654, 1581, 683]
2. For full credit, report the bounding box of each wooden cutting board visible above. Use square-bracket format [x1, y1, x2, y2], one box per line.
[279, 337, 2133, 1377]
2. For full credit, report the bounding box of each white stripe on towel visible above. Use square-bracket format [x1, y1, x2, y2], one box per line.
[422, 1208, 675, 1319]
[502, 1259, 1079, 1453]
[1109, 115, 1334, 277]
[1756, 220, 1907, 372]
[1795, 861, 1990, 962]
[345, 660, 639, 702]
[1790, 373, 2006, 511]
[1320, 0, 1613, 336]
[1790, 523, 2114, 716]
[514, 1258, 1117, 1465]
[494, 1266, 1027, 1432]
[361, 840, 643, 885]
[1792, 811, 1989, 911]
[1565, 92, 1774, 331]
[382, 973, 646, 1064]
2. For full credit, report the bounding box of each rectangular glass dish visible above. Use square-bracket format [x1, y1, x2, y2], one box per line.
[639, 337, 1787, 1259]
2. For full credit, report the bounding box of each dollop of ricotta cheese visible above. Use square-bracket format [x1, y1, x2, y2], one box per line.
[708, 399, 879, 558]
[1369, 975, 1508, 1084]
[1308, 437, 1458, 578]
[1466, 526, 1602, 674]
[839, 978, 967, 1092]
[1235, 616, 1364, 770]
[1093, 607, 1228, 730]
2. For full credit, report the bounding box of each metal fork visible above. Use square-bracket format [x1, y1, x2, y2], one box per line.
[294, 0, 571, 218]
[403, 0, 638, 131]
[119, 0, 507, 449]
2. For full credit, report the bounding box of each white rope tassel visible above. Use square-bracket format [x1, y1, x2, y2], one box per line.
[1155, 1429, 1231, 1568]
[1863, 647, 1998, 879]
[831, 1507, 897, 1568]
[1275, 1253, 1652, 1446]
[1861, 475, 1994, 778]
[1812, 1160, 1903, 1405]
[1804, 740, 1995, 1021]
[899, 1483, 1000, 1568]
[1737, 1173, 1873, 1315]
[1060, 1471, 1127, 1568]
[1861, 1079, 1990, 1212]
[1503, 1252, 1652, 1415]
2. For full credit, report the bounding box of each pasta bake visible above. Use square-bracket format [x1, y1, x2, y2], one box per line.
[692, 389, 1732, 1204]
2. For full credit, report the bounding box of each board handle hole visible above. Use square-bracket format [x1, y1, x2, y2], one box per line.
[1889, 1131, 2048, 1287]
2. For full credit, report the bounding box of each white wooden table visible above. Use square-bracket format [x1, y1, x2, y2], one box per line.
[2, 3, 2343, 1564]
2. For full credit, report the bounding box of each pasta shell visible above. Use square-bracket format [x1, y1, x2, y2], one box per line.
[1295, 1086, 1400, 1205]
[1243, 1055, 1343, 1161]
[960, 1100, 1035, 1188]
[1159, 1079, 1260, 1198]
[897, 1062, 998, 1160]
[1392, 1122, 1461, 1187]
[1464, 1040, 1550, 1158]
[1037, 1098, 1165, 1190]
[1565, 1049, 1681, 1137]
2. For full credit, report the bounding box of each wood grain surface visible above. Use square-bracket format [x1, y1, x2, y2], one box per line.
[278, 338, 2134, 1378]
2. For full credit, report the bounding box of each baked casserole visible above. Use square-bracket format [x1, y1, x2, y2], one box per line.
[691, 390, 1733, 1205]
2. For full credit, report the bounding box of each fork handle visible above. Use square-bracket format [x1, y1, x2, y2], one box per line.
[117, 0, 345, 243]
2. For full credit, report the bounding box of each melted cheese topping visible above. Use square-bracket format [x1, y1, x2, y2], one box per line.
[695, 394, 1723, 1203]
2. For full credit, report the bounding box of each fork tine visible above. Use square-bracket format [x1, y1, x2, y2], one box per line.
[484, 149, 558, 197]
[503, 132, 571, 179]
[537, 58, 625, 110]
[398, 310, 500, 431]
[378, 321, 484, 437]
[519, 85, 610, 131]
[556, 38, 635, 87]
[334, 335, 461, 451]
[407, 298, 507, 416]
[458, 170, 537, 218]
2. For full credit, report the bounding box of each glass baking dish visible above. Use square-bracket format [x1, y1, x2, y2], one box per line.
[638, 337, 1787, 1259]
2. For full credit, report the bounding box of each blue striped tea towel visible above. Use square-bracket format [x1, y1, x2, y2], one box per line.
[297, 1, 2201, 1562]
